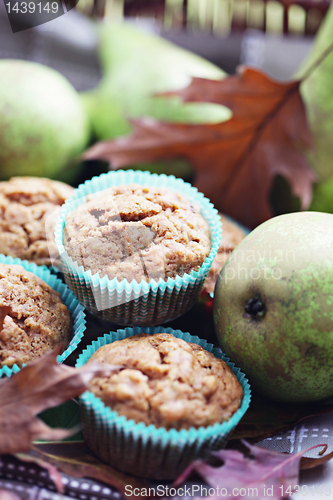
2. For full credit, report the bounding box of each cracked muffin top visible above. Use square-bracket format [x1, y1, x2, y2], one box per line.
[0, 263, 71, 368]
[63, 184, 211, 283]
[0, 177, 74, 266]
[87, 333, 243, 430]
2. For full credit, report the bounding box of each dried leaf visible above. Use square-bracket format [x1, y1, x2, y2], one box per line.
[30, 441, 152, 500]
[230, 391, 333, 441]
[300, 448, 333, 470]
[0, 347, 119, 455]
[175, 441, 331, 500]
[84, 67, 316, 229]
[229, 441, 333, 472]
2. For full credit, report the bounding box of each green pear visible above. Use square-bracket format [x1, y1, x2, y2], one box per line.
[213, 211, 333, 403]
[0, 60, 90, 182]
[297, 4, 333, 211]
[268, 6, 333, 215]
[83, 22, 231, 142]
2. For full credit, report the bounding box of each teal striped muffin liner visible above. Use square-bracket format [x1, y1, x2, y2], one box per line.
[75, 326, 251, 480]
[0, 254, 86, 378]
[54, 170, 222, 326]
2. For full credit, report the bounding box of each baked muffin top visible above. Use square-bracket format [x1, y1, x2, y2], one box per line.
[0, 263, 71, 368]
[0, 176, 74, 266]
[63, 184, 211, 283]
[87, 333, 243, 430]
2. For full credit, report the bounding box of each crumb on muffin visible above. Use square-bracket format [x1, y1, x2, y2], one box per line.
[0, 177, 74, 266]
[63, 184, 211, 283]
[86, 333, 243, 430]
[0, 263, 72, 368]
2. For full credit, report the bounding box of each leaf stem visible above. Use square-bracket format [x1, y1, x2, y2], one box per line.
[300, 41, 333, 82]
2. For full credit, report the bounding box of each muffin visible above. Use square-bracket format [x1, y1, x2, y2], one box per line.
[76, 327, 251, 480]
[203, 214, 247, 295]
[86, 332, 243, 430]
[0, 177, 74, 266]
[0, 263, 72, 368]
[63, 184, 211, 283]
[55, 170, 221, 326]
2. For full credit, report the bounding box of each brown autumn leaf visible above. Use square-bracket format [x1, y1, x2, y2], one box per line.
[228, 440, 333, 472]
[84, 67, 316, 229]
[174, 441, 332, 500]
[28, 441, 152, 500]
[300, 446, 333, 470]
[0, 346, 120, 455]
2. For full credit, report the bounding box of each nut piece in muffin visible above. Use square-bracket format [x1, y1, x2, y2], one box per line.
[203, 214, 247, 295]
[0, 177, 74, 266]
[63, 184, 211, 283]
[0, 263, 72, 368]
[86, 333, 243, 430]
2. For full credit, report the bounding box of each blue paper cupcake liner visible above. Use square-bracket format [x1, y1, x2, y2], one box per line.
[55, 170, 222, 326]
[75, 326, 251, 480]
[0, 254, 86, 377]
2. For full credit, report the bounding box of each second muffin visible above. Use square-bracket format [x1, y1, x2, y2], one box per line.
[87, 332, 243, 430]
[203, 214, 247, 295]
[55, 170, 221, 326]
[63, 183, 211, 284]
[76, 327, 250, 479]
